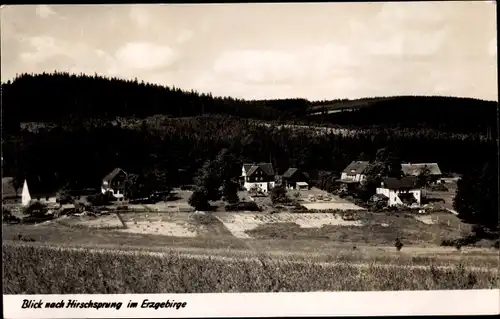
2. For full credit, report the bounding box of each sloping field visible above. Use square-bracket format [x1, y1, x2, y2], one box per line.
[215, 213, 362, 239]
[3, 243, 498, 294]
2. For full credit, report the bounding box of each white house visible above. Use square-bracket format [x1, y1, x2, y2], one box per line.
[101, 168, 128, 200]
[340, 161, 370, 183]
[376, 176, 421, 207]
[241, 163, 276, 193]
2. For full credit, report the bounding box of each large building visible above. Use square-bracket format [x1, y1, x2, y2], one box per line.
[376, 176, 421, 207]
[241, 163, 276, 193]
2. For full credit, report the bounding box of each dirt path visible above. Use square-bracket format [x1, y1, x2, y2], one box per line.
[4, 241, 497, 272]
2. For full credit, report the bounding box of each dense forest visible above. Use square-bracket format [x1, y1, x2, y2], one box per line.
[1, 72, 497, 135]
[308, 96, 497, 135]
[1, 72, 498, 230]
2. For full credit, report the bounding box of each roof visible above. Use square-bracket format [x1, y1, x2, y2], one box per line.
[296, 182, 308, 186]
[371, 193, 388, 201]
[342, 161, 370, 175]
[381, 176, 419, 190]
[401, 163, 442, 176]
[2, 177, 20, 198]
[103, 168, 127, 182]
[243, 163, 275, 177]
[283, 168, 298, 178]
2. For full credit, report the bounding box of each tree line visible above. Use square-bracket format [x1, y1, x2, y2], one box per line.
[2, 72, 497, 135]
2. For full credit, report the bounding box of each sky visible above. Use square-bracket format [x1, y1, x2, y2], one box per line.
[1, 2, 498, 101]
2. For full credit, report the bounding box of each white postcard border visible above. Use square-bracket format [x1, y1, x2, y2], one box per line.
[3, 290, 500, 318]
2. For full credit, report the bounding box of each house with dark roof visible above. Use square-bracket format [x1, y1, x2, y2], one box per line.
[281, 168, 309, 190]
[101, 168, 128, 201]
[401, 163, 443, 184]
[241, 163, 276, 193]
[337, 161, 371, 192]
[339, 161, 370, 184]
[376, 176, 421, 207]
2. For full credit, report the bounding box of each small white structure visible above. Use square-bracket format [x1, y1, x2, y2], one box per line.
[21, 179, 31, 207]
[376, 177, 422, 207]
[241, 163, 275, 193]
[296, 182, 309, 190]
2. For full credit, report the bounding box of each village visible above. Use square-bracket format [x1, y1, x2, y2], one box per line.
[2, 158, 469, 247]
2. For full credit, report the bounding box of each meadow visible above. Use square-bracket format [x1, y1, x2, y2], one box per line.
[3, 243, 498, 294]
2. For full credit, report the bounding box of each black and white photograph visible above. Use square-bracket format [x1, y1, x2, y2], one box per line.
[1, 1, 498, 302]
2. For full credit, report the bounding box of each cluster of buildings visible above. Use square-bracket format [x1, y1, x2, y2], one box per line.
[1, 168, 130, 210]
[2, 160, 442, 211]
[240, 163, 309, 194]
[239, 160, 442, 208]
[338, 161, 443, 207]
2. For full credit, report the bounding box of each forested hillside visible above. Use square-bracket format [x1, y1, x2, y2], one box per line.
[1, 72, 497, 229]
[1, 72, 497, 134]
[307, 96, 497, 135]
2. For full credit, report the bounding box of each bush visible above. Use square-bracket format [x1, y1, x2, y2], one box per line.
[225, 201, 261, 212]
[270, 186, 290, 204]
[492, 240, 499, 249]
[13, 234, 36, 242]
[440, 239, 458, 247]
[395, 238, 404, 251]
[88, 194, 113, 206]
[431, 184, 448, 192]
[24, 202, 49, 217]
[2, 207, 20, 223]
[188, 187, 210, 211]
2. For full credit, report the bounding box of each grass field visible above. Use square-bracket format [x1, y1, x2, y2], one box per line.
[3, 243, 498, 294]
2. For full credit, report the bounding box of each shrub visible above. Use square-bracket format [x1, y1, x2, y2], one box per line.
[88, 194, 113, 206]
[13, 234, 36, 242]
[431, 184, 448, 192]
[225, 201, 261, 212]
[188, 187, 210, 210]
[270, 186, 290, 205]
[395, 238, 404, 251]
[492, 240, 499, 249]
[441, 239, 457, 247]
[24, 202, 49, 217]
[2, 207, 21, 223]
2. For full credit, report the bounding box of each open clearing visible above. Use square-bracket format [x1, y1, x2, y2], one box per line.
[119, 221, 197, 237]
[117, 212, 219, 237]
[58, 214, 124, 229]
[215, 212, 363, 239]
[415, 215, 436, 225]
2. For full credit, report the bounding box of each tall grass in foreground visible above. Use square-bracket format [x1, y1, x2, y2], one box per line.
[3, 244, 498, 294]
